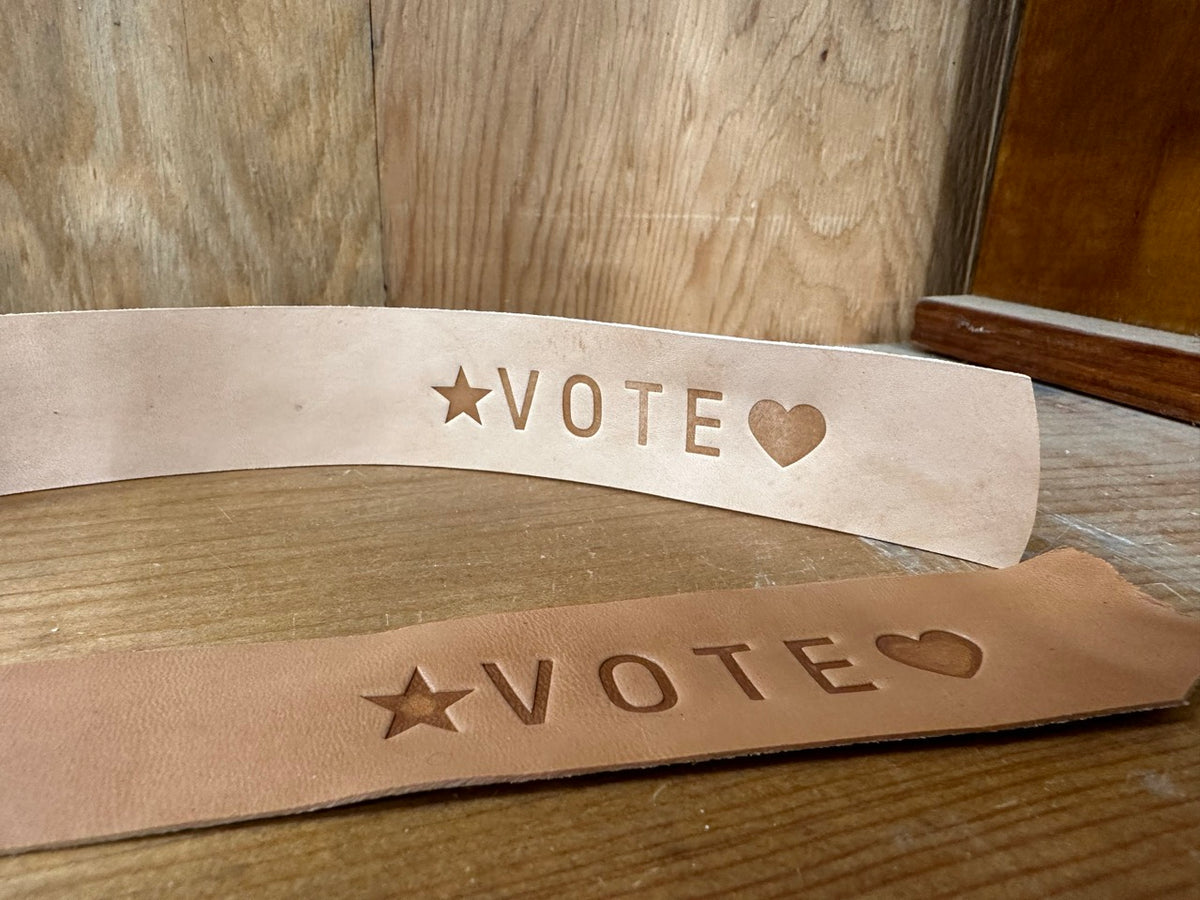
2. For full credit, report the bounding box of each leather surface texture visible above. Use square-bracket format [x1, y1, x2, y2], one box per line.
[0, 549, 1196, 854]
[0, 307, 1039, 566]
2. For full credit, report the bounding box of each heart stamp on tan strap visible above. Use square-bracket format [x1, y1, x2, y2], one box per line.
[875, 630, 983, 679]
[748, 400, 827, 467]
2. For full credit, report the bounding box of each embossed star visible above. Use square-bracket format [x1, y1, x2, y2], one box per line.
[432, 367, 491, 424]
[363, 668, 473, 738]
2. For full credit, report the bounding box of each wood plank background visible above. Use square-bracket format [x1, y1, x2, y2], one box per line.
[973, 0, 1200, 336]
[0, 1, 383, 313]
[1, 1, 1018, 344]
[373, 0, 1018, 342]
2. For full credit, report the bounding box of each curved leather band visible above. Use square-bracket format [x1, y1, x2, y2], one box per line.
[0, 549, 1196, 854]
[0, 307, 1038, 566]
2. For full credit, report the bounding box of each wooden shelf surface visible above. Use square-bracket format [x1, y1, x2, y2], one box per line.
[0, 372, 1197, 897]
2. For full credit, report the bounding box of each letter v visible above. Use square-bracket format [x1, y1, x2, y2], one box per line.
[498, 368, 539, 430]
[482, 660, 553, 725]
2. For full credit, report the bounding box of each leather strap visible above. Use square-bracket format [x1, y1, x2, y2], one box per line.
[0, 307, 1038, 566]
[1, 549, 1195, 854]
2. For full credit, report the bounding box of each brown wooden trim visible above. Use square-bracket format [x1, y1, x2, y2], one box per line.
[912, 296, 1200, 424]
[970, 0, 1200, 336]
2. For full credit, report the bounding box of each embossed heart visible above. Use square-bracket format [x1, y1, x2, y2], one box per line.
[875, 631, 982, 679]
[748, 400, 826, 467]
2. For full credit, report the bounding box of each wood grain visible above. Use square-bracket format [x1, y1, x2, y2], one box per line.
[0, 1, 383, 313]
[973, 0, 1200, 336]
[372, 0, 1017, 343]
[0, 373, 1196, 896]
[913, 295, 1200, 424]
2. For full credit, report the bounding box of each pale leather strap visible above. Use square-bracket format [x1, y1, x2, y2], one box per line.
[0, 549, 1195, 854]
[0, 307, 1038, 566]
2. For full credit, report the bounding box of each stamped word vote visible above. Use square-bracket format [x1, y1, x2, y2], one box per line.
[432, 365, 828, 467]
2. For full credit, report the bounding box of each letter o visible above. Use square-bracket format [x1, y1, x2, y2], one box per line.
[562, 374, 602, 438]
[598, 654, 678, 713]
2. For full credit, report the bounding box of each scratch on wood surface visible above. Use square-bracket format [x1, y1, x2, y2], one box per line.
[857, 537, 926, 574]
[1145, 583, 1187, 604]
[1042, 512, 1192, 582]
[206, 551, 236, 574]
[1042, 512, 1139, 550]
[1129, 770, 1184, 800]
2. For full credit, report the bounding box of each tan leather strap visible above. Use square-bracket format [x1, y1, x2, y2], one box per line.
[0, 307, 1038, 566]
[1, 549, 1195, 854]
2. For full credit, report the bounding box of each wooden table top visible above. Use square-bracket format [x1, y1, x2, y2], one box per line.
[1, 376, 1196, 898]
